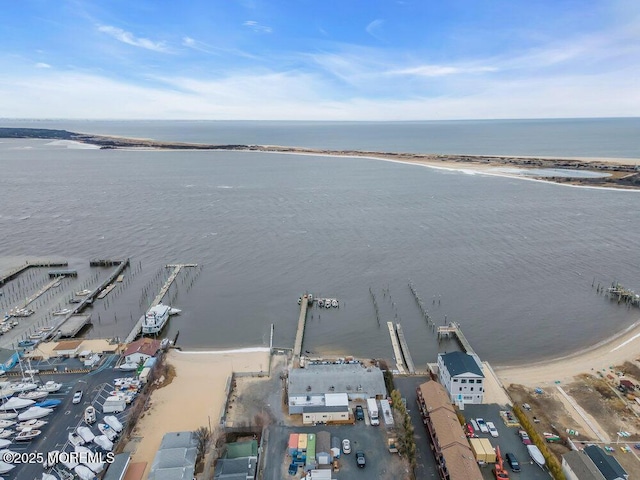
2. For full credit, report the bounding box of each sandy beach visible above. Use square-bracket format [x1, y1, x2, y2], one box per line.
[495, 317, 640, 388]
[130, 348, 270, 478]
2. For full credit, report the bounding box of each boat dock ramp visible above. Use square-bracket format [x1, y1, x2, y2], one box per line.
[387, 322, 406, 374]
[124, 263, 197, 343]
[386, 322, 416, 374]
[395, 323, 416, 374]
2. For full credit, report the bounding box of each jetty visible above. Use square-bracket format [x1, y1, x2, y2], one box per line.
[395, 323, 416, 374]
[293, 294, 309, 365]
[606, 282, 640, 307]
[124, 263, 197, 343]
[387, 322, 406, 374]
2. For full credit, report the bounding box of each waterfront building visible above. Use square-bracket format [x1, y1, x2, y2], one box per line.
[437, 351, 484, 404]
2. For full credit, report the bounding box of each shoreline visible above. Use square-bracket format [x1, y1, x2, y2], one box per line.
[1, 127, 639, 190]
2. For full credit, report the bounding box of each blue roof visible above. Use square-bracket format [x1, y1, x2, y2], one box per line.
[440, 351, 483, 377]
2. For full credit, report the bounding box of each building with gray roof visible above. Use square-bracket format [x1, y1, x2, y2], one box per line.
[288, 363, 386, 414]
[148, 431, 198, 480]
[583, 445, 628, 480]
[562, 451, 606, 480]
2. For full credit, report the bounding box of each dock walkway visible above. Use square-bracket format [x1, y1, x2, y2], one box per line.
[124, 263, 197, 343]
[293, 295, 309, 363]
[395, 323, 416, 374]
[0, 260, 68, 287]
[387, 322, 406, 374]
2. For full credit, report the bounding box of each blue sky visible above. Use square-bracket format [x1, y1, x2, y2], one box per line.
[1, 0, 638, 119]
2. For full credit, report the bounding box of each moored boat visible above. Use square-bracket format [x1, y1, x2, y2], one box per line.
[103, 415, 123, 432]
[37, 381, 62, 393]
[0, 397, 34, 411]
[35, 399, 62, 408]
[52, 309, 71, 316]
[0, 429, 12, 439]
[84, 406, 96, 425]
[75, 290, 92, 296]
[93, 434, 113, 451]
[0, 420, 14, 428]
[17, 406, 52, 421]
[0, 413, 17, 420]
[11, 382, 38, 393]
[98, 423, 117, 441]
[527, 444, 546, 467]
[141, 303, 171, 335]
[0, 439, 10, 448]
[76, 426, 95, 443]
[68, 431, 85, 447]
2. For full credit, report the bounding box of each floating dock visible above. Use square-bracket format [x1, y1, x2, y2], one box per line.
[293, 294, 309, 364]
[48, 270, 77, 278]
[395, 323, 416, 374]
[124, 263, 197, 343]
[97, 283, 116, 299]
[387, 322, 406, 374]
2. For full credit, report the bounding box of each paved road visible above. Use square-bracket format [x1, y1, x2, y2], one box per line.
[5, 355, 131, 480]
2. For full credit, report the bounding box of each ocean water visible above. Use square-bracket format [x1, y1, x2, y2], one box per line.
[1, 128, 640, 367]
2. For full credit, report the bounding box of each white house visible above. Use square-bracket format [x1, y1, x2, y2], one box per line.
[437, 351, 484, 404]
[123, 338, 160, 366]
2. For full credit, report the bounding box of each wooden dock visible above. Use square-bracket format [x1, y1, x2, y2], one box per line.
[293, 294, 309, 363]
[395, 323, 416, 374]
[437, 322, 478, 358]
[124, 263, 197, 343]
[387, 322, 406, 374]
[0, 260, 68, 287]
[97, 283, 116, 299]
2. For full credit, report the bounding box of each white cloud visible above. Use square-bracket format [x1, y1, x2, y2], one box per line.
[98, 25, 169, 53]
[389, 65, 497, 77]
[34, 62, 51, 69]
[243, 20, 272, 34]
[365, 19, 384, 39]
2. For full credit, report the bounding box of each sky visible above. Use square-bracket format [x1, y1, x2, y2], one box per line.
[1, 0, 639, 120]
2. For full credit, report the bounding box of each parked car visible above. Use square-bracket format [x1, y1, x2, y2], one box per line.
[505, 453, 521, 472]
[476, 418, 489, 433]
[486, 421, 499, 437]
[342, 439, 351, 454]
[72, 390, 83, 404]
[355, 405, 365, 421]
[356, 450, 366, 468]
[518, 429, 532, 445]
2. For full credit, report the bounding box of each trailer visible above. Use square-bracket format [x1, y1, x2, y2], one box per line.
[366, 398, 379, 425]
[102, 396, 127, 414]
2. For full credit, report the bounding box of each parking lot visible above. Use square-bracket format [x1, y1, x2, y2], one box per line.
[263, 420, 409, 480]
[3, 354, 132, 480]
[461, 404, 550, 480]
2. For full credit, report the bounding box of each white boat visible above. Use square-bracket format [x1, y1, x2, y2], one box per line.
[43, 449, 59, 468]
[93, 434, 113, 451]
[38, 381, 62, 393]
[0, 421, 14, 428]
[331, 299, 338, 307]
[16, 419, 47, 431]
[141, 303, 171, 334]
[103, 415, 123, 432]
[160, 338, 171, 350]
[169, 307, 181, 315]
[74, 464, 95, 480]
[98, 423, 117, 441]
[0, 429, 12, 439]
[40, 326, 54, 332]
[0, 388, 14, 399]
[84, 406, 96, 425]
[317, 299, 324, 307]
[10, 382, 38, 392]
[74, 445, 104, 473]
[18, 390, 48, 401]
[0, 439, 10, 449]
[0, 461, 14, 474]
[77, 426, 95, 443]
[75, 290, 92, 296]
[325, 300, 331, 308]
[15, 427, 42, 441]
[0, 397, 34, 410]
[0, 413, 16, 420]
[527, 444, 546, 467]
[68, 431, 85, 447]
[117, 363, 138, 371]
[17, 406, 52, 421]
[29, 332, 47, 339]
[52, 309, 72, 316]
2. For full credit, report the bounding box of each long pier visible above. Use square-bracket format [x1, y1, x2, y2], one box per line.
[124, 263, 197, 343]
[0, 260, 68, 287]
[293, 294, 309, 365]
[395, 323, 416, 374]
[387, 322, 406, 374]
[436, 322, 476, 356]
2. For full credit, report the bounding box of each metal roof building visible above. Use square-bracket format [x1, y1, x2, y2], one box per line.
[102, 453, 132, 480]
[562, 451, 606, 480]
[148, 431, 198, 480]
[583, 445, 628, 480]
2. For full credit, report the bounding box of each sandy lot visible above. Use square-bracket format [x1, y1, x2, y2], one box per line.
[130, 348, 270, 479]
